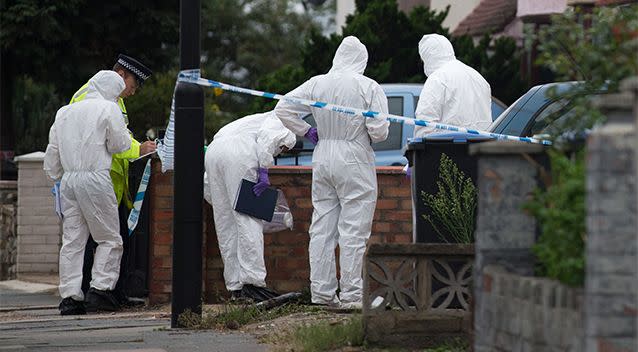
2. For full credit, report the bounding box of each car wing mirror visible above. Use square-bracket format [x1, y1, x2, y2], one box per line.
[532, 133, 551, 141]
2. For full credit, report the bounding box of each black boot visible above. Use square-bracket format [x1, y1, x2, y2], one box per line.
[241, 285, 280, 302]
[85, 288, 121, 312]
[59, 297, 86, 316]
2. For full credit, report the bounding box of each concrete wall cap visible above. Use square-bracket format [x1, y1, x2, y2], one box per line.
[14, 152, 45, 162]
[469, 140, 546, 155]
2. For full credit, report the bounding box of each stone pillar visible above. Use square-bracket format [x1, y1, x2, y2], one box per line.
[468, 141, 548, 351]
[15, 152, 61, 277]
[585, 77, 638, 352]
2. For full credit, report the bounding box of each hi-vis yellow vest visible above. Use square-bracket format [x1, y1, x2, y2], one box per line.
[70, 83, 140, 209]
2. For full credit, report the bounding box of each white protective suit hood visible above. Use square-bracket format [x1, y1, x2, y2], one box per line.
[329, 36, 368, 74]
[85, 70, 125, 102]
[419, 34, 455, 77]
[413, 34, 492, 138]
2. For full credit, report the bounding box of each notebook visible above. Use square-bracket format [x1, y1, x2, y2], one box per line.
[234, 179, 278, 222]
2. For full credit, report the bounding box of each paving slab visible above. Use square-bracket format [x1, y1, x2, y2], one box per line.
[0, 280, 268, 352]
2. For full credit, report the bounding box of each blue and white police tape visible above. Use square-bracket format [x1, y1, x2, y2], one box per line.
[176, 69, 552, 146]
[127, 159, 152, 236]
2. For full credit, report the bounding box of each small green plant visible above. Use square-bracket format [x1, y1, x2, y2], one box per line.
[292, 315, 364, 352]
[524, 150, 586, 287]
[421, 153, 477, 243]
[178, 302, 322, 330]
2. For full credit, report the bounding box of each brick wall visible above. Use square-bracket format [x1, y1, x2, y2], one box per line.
[478, 265, 584, 351]
[147, 161, 412, 305]
[15, 152, 61, 276]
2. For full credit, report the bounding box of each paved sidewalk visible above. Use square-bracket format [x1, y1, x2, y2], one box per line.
[0, 279, 268, 352]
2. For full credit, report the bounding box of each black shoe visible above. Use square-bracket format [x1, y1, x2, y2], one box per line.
[113, 289, 145, 308]
[85, 288, 121, 312]
[241, 285, 280, 303]
[59, 297, 86, 315]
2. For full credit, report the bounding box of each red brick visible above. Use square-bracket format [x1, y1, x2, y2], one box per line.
[152, 210, 174, 221]
[153, 244, 170, 256]
[272, 280, 307, 293]
[154, 232, 173, 245]
[382, 186, 411, 198]
[292, 209, 312, 222]
[291, 246, 308, 257]
[295, 198, 313, 209]
[152, 221, 172, 234]
[401, 222, 413, 233]
[385, 210, 412, 221]
[149, 293, 170, 305]
[393, 233, 412, 243]
[154, 184, 173, 197]
[153, 269, 172, 281]
[378, 175, 400, 186]
[376, 199, 398, 210]
[400, 199, 413, 210]
[270, 247, 292, 257]
[275, 232, 307, 245]
[281, 187, 311, 198]
[153, 197, 173, 210]
[372, 222, 392, 233]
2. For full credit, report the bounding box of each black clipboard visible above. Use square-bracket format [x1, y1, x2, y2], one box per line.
[233, 179, 277, 222]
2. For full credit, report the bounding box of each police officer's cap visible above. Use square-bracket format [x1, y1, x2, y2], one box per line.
[116, 54, 152, 86]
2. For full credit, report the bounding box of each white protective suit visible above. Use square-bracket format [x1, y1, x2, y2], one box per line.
[44, 70, 131, 301]
[274, 36, 389, 305]
[414, 34, 492, 138]
[204, 111, 296, 291]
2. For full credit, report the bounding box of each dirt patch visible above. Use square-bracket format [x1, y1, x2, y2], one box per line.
[240, 309, 357, 351]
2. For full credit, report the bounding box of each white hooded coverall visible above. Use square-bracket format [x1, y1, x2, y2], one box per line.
[414, 34, 492, 138]
[204, 111, 296, 291]
[44, 70, 131, 301]
[274, 36, 390, 305]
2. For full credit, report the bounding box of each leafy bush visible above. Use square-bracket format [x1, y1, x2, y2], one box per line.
[421, 153, 477, 244]
[524, 150, 585, 287]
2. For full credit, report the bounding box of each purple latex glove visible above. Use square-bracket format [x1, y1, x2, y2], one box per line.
[304, 127, 318, 145]
[253, 167, 270, 196]
[405, 166, 412, 180]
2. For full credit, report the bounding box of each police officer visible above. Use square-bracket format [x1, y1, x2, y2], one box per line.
[70, 54, 155, 309]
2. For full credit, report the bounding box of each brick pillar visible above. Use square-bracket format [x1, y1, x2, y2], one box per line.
[585, 77, 638, 352]
[148, 158, 174, 305]
[15, 152, 61, 277]
[468, 141, 548, 351]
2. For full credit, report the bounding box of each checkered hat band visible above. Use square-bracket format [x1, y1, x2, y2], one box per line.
[117, 58, 149, 80]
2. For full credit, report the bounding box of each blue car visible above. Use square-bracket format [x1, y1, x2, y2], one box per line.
[275, 83, 507, 166]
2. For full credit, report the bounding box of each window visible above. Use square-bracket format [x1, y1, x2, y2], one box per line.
[372, 96, 403, 151]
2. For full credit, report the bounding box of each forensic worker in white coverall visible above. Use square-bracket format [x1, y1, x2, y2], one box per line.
[413, 34, 491, 138]
[44, 70, 131, 315]
[274, 36, 389, 309]
[204, 111, 296, 301]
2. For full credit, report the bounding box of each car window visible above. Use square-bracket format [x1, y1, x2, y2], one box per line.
[491, 100, 506, 121]
[529, 99, 571, 136]
[372, 97, 403, 151]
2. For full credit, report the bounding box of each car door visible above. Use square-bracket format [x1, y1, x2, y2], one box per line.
[373, 92, 414, 166]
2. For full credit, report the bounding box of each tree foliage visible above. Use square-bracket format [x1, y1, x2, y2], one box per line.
[250, 0, 527, 116]
[534, 4, 638, 141]
[525, 4, 637, 287]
